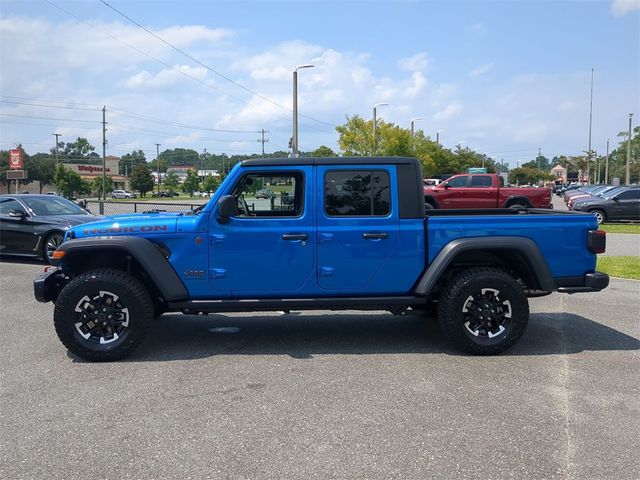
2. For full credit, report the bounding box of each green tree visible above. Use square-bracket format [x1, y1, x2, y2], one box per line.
[164, 171, 180, 193]
[130, 164, 154, 197]
[54, 164, 90, 198]
[91, 176, 114, 197]
[157, 148, 199, 167]
[202, 175, 219, 194]
[182, 169, 200, 197]
[120, 150, 147, 175]
[26, 154, 56, 193]
[58, 137, 97, 163]
[311, 145, 337, 157]
[336, 115, 373, 155]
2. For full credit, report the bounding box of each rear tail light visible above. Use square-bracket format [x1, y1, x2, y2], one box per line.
[588, 229, 606, 254]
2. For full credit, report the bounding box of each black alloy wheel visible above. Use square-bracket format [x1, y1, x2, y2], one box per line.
[437, 267, 529, 355]
[54, 269, 153, 361]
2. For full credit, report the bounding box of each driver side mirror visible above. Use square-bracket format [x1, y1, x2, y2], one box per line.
[216, 195, 238, 224]
[443, 183, 449, 189]
[8, 209, 27, 220]
[612, 197, 620, 202]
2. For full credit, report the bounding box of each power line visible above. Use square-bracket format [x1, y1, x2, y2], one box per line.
[97, 0, 336, 131]
[0, 99, 99, 111]
[0, 112, 100, 124]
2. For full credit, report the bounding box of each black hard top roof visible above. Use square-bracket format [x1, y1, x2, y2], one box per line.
[241, 156, 421, 167]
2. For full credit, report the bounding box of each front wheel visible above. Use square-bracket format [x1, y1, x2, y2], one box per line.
[53, 269, 153, 361]
[43, 231, 64, 263]
[437, 267, 529, 355]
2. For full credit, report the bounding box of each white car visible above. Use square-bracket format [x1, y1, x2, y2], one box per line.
[111, 190, 137, 199]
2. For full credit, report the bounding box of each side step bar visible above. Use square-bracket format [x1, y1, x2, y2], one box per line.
[168, 296, 425, 314]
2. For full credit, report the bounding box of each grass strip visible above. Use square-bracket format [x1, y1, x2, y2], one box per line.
[599, 224, 640, 234]
[597, 256, 640, 280]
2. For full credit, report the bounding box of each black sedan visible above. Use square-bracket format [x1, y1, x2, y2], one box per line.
[572, 186, 640, 224]
[0, 194, 101, 262]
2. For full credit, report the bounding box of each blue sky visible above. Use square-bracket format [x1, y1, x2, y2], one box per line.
[1, 0, 638, 167]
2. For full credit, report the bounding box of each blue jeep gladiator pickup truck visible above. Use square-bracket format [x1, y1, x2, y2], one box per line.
[34, 157, 609, 361]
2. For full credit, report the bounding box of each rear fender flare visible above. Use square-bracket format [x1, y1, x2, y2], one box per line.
[414, 236, 554, 296]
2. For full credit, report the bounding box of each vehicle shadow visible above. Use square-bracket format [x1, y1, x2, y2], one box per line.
[0, 256, 47, 266]
[111, 311, 639, 363]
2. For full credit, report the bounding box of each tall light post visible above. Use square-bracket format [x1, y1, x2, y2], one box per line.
[436, 129, 444, 147]
[626, 113, 634, 185]
[291, 64, 315, 156]
[52, 133, 61, 166]
[372, 103, 388, 155]
[605, 138, 609, 185]
[410, 117, 423, 137]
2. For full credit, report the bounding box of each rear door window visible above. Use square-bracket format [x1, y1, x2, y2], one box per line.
[324, 170, 390, 216]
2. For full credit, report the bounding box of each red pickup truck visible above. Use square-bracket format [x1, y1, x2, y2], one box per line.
[424, 173, 552, 209]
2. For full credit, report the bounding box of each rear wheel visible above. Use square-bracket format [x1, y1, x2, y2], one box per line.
[591, 209, 606, 224]
[53, 269, 153, 361]
[437, 267, 529, 355]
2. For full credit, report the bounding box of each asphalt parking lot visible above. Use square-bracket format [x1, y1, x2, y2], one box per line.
[0, 258, 638, 480]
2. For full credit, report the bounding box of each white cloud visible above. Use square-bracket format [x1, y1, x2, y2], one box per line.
[122, 65, 208, 89]
[398, 52, 430, 72]
[611, 0, 640, 16]
[469, 62, 495, 77]
[406, 72, 427, 97]
[433, 102, 463, 121]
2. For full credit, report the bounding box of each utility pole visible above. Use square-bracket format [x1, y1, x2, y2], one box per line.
[201, 148, 207, 182]
[587, 67, 594, 184]
[102, 106, 107, 200]
[537, 147, 541, 169]
[627, 113, 634, 185]
[52, 133, 61, 165]
[155, 143, 161, 194]
[257, 129, 270, 156]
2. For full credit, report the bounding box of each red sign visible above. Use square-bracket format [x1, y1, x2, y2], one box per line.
[9, 149, 23, 170]
[77, 165, 111, 173]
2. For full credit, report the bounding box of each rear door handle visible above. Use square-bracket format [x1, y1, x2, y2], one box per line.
[362, 232, 389, 240]
[282, 233, 308, 241]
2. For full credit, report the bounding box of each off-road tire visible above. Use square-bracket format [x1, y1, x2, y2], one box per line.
[54, 269, 153, 361]
[437, 267, 529, 355]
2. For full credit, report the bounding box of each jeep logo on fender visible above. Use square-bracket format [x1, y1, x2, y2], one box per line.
[83, 225, 169, 235]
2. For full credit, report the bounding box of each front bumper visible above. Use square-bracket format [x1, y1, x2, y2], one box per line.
[555, 271, 610, 294]
[34, 268, 68, 303]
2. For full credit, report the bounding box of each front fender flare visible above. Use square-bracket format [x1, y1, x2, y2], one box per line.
[53, 236, 189, 301]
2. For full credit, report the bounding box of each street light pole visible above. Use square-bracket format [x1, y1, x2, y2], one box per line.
[372, 103, 388, 155]
[587, 67, 594, 185]
[52, 133, 61, 166]
[410, 117, 423, 137]
[627, 113, 634, 185]
[605, 138, 609, 185]
[155, 143, 161, 195]
[436, 130, 444, 147]
[292, 64, 314, 156]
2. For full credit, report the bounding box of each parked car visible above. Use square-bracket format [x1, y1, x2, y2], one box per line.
[255, 188, 276, 199]
[423, 178, 442, 186]
[572, 186, 640, 224]
[153, 190, 178, 198]
[0, 194, 101, 262]
[111, 190, 137, 199]
[424, 173, 552, 209]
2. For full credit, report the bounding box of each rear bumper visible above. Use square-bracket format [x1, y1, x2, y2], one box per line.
[34, 268, 67, 303]
[555, 272, 610, 293]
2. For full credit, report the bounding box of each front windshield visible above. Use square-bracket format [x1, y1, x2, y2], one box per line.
[22, 196, 87, 216]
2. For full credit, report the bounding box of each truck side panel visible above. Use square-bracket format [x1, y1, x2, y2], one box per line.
[427, 214, 598, 278]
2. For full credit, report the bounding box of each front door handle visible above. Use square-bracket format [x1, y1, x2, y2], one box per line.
[282, 233, 308, 241]
[363, 232, 389, 240]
